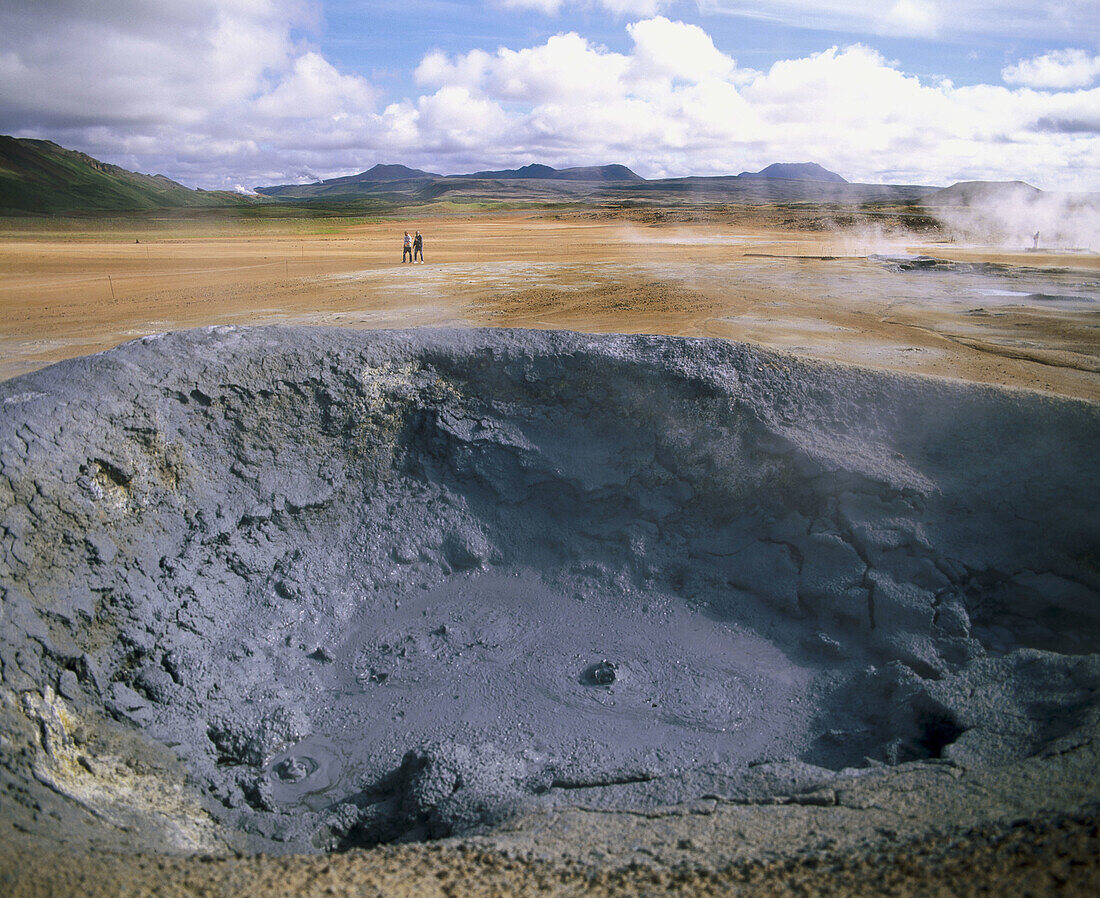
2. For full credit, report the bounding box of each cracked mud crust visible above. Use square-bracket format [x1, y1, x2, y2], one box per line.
[1, 325, 1098, 893]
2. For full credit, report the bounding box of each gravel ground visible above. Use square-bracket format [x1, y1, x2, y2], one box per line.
[2, 806, 1098, 897]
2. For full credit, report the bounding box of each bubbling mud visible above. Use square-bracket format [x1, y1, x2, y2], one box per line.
[1, 326, 1097, 854]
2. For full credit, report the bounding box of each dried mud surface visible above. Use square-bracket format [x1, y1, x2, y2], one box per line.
[1, 325, 1098, 895]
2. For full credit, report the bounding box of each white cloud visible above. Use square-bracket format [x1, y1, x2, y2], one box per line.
[1, 5, 1097, 192]
[496, 0, 564, 12]
[416, 87, 511, 150]
[418, 33, 630, 103]
[406, 26, 1100, 190]
[882, 0, 941, 38]
[0, 1, 304, 126]
[697, 1, 1099, 41]
[254, 52, 379, 119]
[494, 0, 672, 15]
[0, 0, 384, 187]
[1003, 49, 1100, 89]
[626, 17, 736, 83]
[416, 49, 493, 91]
[597, 0, 670, 13]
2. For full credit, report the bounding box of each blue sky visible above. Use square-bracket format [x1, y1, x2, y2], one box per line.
[1, 1, 1098, 190]
[319, 0, 1074, 90]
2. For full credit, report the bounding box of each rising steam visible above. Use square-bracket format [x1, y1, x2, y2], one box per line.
[925, 182, 1100, 251]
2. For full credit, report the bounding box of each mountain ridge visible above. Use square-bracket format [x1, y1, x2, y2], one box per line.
[8, 136, 1043, 212]
[452, 163, 645, 182]
[0, 135, 243, 212]
[923, 180, 1043, 206]
[254, 160, 855, 197]
[737, 162, 848, 183]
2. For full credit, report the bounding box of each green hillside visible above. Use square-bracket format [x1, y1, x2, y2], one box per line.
[0, 136, 243, 212]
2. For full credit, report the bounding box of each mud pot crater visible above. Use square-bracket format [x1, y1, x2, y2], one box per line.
[1, 325, 1098, 854]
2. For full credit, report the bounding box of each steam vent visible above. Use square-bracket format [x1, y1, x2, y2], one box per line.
[2, 326, 1098, 858]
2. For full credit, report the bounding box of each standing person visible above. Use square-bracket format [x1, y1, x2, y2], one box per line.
[413, 230, 424, 263]
[402, 231, 413, 263]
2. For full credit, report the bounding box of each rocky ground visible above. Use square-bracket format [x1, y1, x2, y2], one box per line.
[1, 325, 1098, 894]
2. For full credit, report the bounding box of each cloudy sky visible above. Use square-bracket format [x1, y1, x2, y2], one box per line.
[1, 1, 1098, 191]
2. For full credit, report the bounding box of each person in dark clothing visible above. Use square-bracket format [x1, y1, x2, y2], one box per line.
[402, 231, 413, 263]
[413, 231, 424, 263]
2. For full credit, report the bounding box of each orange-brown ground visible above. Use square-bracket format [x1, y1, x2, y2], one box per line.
[2, 806, 1097, 897]
[2, 212, 1097, 398]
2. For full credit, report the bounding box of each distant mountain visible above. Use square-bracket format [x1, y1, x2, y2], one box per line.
[0, 135, 241, 212]
[455, 163, 644, 182]
[355, 163, 440, 181]
[255, 161, 645, 199]
[254, 159, 932, 205]
[256, 163, 441, 198]
[737, 162, 847, 183]
[923, 180, 1042, 206]
[458, 163, 559, 180]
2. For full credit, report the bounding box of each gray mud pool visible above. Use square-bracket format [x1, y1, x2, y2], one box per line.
[1, 326, 1098, 855]
[868, 253, 1099, 310]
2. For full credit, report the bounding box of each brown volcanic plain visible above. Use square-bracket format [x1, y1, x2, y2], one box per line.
[2, 207, 1097, 399]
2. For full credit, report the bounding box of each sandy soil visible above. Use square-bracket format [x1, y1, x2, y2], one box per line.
[2, 212, 1097, 398]
[2, 807, 1098, 897]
